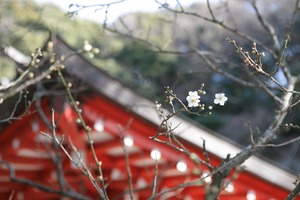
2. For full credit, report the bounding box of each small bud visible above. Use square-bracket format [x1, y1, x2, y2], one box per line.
[86, 126, 91, 132]
[60, 55, 65, 62]
[156, 103, 162, 109]
[67, 82, 72, 88]
[192, 168, 201, 175]
[87, 52, 94, 58]
[92, 48, 100, 54]
[49, 65, 56, 71]
[28, 72, 34, 79]
[97, 176, 103, 181]
[30, 61, 35, 67]
[47, 41, 54, 51]
[50, 56, 55, 63]
[189, 153, 201, 165]
[76, 118, 81, 124]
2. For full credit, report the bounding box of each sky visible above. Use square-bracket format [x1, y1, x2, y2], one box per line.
[33, 0, 198, 24]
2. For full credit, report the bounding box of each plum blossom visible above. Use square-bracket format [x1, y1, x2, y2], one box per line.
[186, 91, 200, 107]
[214, 93, 228, 106]
[83, 40, 93, 52]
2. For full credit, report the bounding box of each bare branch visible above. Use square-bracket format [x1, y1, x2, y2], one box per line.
[193, 48, 256, 88]
[261, 135, 300, 148]
[118, 118, 135, 200]
[154, 1, 277, 58]
[201, 138, 214, 171]
[0, 91, 24, 123]
[206, 0, 216, 21]
[210, 76, 297, 184]
[206, 154, 231, 199]
[0, 160, 90, 200]
[284, 0, 300, 36]
[149, 158, 159, 200]
[67, 0, 126, 26]
[56, 67, 109, 199]
[287, 180, 300, 200]
[248, 0, 280, 50]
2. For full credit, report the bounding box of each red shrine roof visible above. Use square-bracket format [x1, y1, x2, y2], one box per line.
[0, 35, 298, 199]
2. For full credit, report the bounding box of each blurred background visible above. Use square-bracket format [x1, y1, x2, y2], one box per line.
[1, 0, 300, 174]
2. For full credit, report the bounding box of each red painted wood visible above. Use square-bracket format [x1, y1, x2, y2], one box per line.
[0, 94, 298, 200]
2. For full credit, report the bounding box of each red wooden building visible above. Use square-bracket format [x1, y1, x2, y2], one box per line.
[0, 35, 298, 199]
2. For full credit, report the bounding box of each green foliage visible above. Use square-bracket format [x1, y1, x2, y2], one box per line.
[0, 57, 17, 79]
[113, 41, 180, 98]
[116, 41, 177, 79]
[120, 12, 172, 45]
[0, 1, 179, 98]
[0, 1, 46, 52]
[0, 1, 104, 51]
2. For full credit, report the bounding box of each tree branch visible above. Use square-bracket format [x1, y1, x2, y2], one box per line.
[0, 160, 90, 200]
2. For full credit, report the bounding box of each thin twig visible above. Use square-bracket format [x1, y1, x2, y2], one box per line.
[0, 160, 90, 200]
[154, 0, 277, 58]
[261, 135, 300, 148]
[286, 181, 300, 200]
[284, 0, 300, 38]
[206, 0, 216, 21]
[248, 0, 280, 50]
[247, 122, 255, 145]
[201, 138, 214, 171]
[118, 118, 135, 200]
[8, 191, 15, 200]
[152, 137, 187, 153]
[149, 157, 159, 200]
[56, 67, 108, 199]
[51, 108, 67, 192]
[0, 91, 23, 123]
[193, 48, 256, 88]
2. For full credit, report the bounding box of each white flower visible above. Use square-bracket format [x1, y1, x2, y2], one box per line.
[186, 91, 200, 107]
[83, 40, 93, 52]
[214, 93, 228, 106]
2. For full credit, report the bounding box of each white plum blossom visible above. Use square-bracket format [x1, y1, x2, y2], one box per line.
[214, 93, 228, 106]
[186, 91, 200, 107]
[83, 40, 93, 52]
